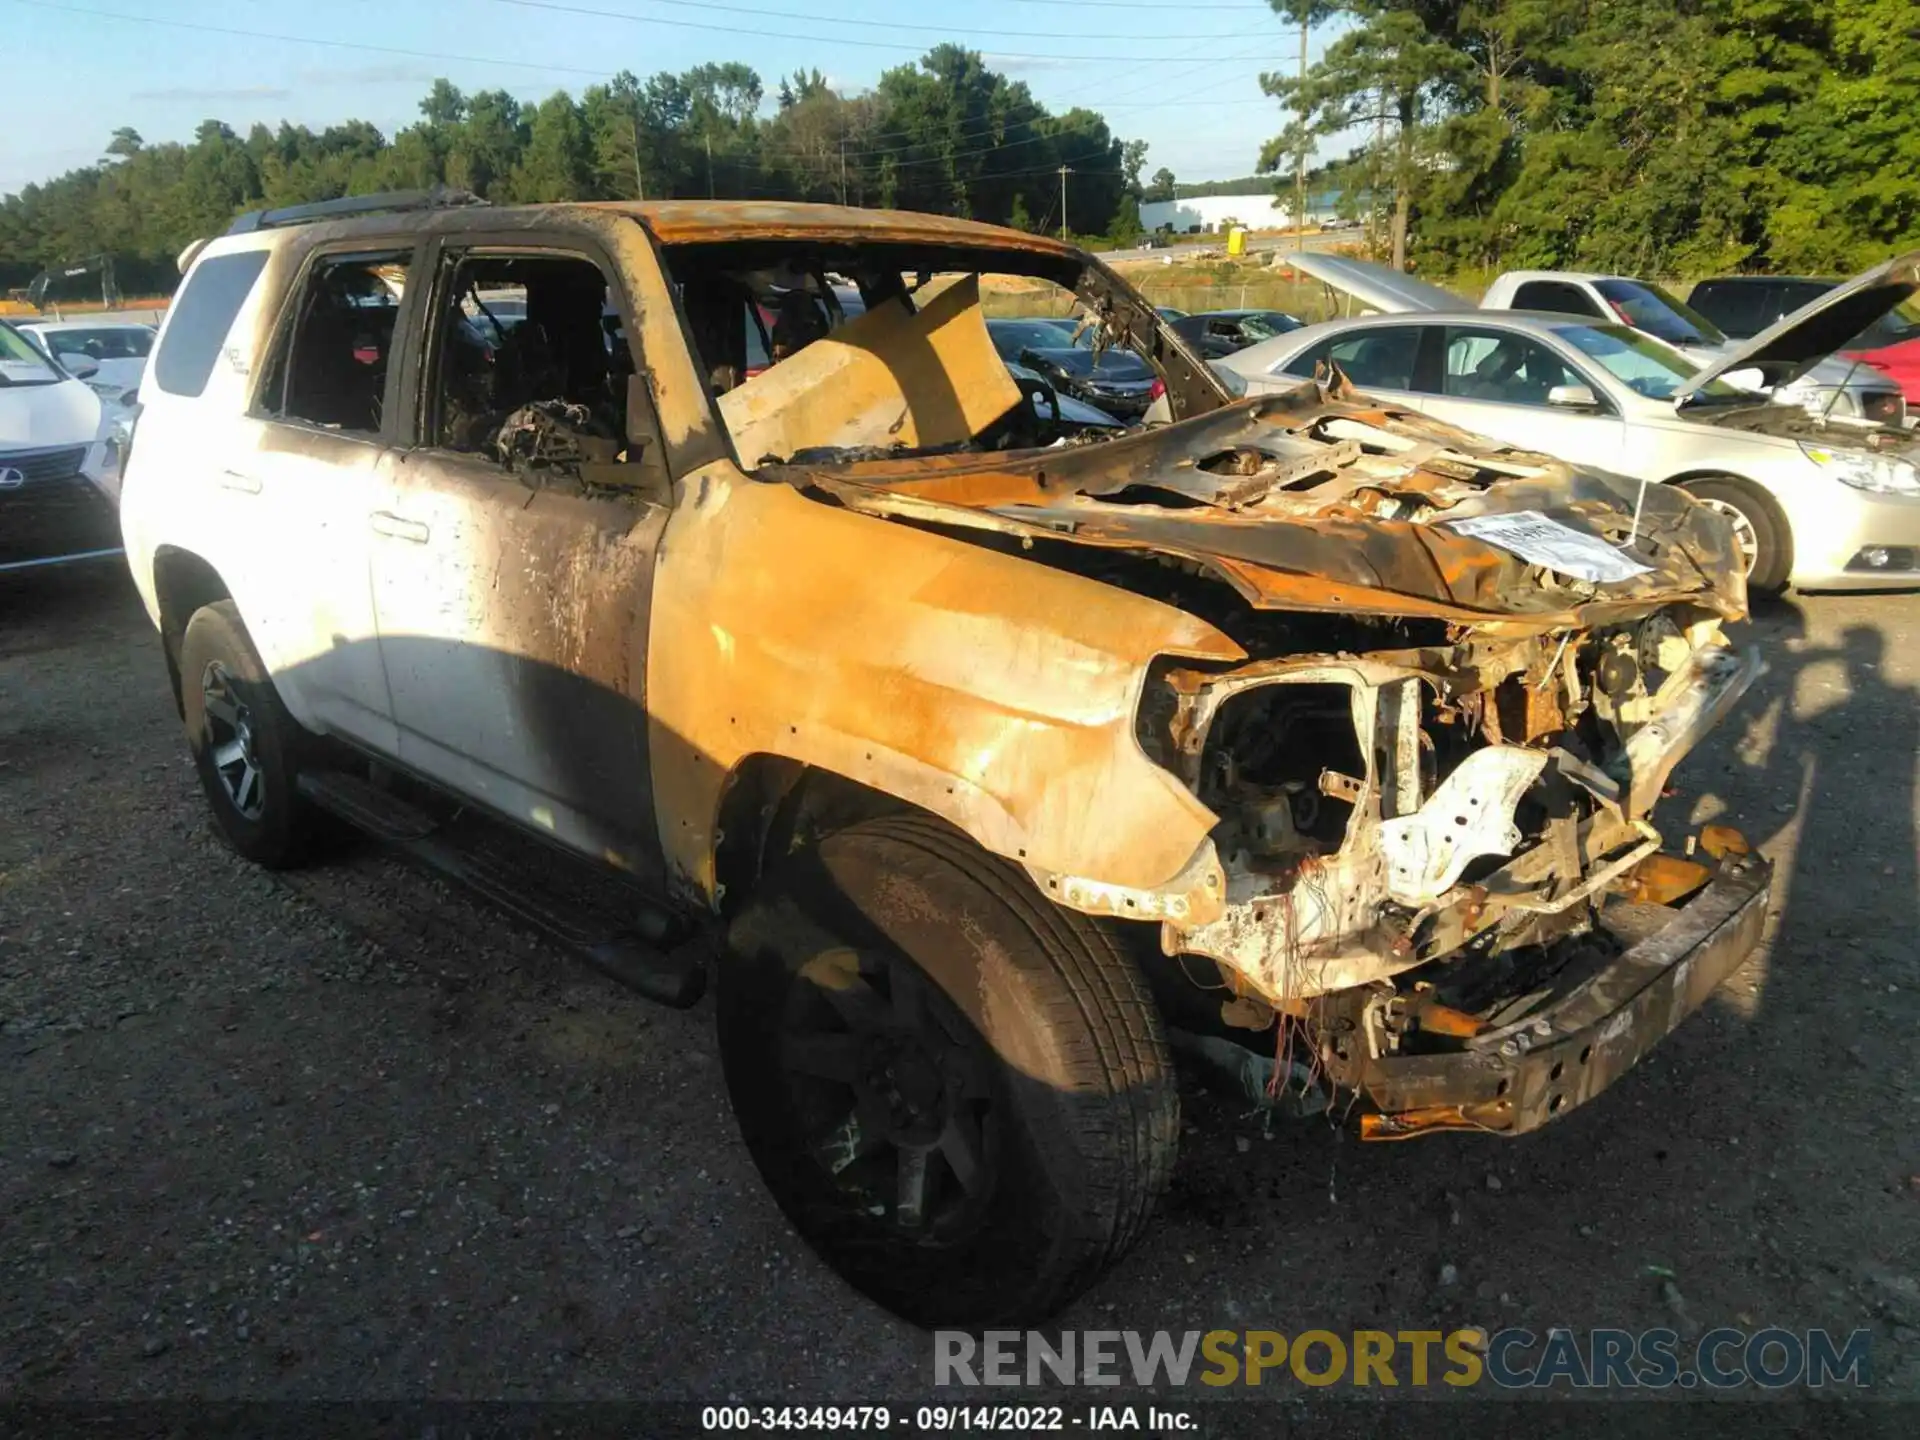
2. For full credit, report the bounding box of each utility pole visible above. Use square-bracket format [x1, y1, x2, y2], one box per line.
[629, 107, 645, 202]
[706, 133, 715, 200]
[839, 133, 848, 206]
[1295, 11, 1309, 250]
[1369, 88, 1385, 254]
[1057, 164, 1073, 240]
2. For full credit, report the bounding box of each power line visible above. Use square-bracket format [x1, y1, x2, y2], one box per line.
[728, 42, 1282, 168]
[2, 0, 1286, 193]
[476, 0, 1288, 63]
[1000, 0, 1274, 9]
[2, 0, 611, 79]
[487, 0, 1252, 45]
[752, 76, 1279, 171]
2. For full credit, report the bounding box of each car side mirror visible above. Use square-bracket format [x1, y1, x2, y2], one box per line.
[58, 352, 101, 380]
[1546, 382, 1599, 410]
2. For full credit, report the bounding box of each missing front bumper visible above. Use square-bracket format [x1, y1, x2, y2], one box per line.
[1349, 852, 1772, 1139]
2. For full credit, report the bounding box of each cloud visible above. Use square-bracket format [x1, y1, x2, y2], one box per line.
[982, 54, 1085, 75]
[131, 85, 291, 102]
[294, 64, 437, 86]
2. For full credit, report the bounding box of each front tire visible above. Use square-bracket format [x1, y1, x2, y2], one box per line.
[1681, 476, 1791, 596]
[179, 600, 326, 869]
[719, 814, 1178, 1327]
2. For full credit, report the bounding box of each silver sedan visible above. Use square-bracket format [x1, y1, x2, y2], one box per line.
[1220, 308, 1920, 594]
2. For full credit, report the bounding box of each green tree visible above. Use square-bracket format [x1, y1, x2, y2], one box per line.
[511, 92, 591, 201]
[1262, 2, 1472, 269]
[0, 57, 1152, 289]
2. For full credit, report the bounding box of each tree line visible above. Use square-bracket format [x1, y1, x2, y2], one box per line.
[0, 46, 1141, 297]
[1262, 0, 1920, 277]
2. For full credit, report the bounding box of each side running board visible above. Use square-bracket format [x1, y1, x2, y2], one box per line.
[296, 770, 707, 1008]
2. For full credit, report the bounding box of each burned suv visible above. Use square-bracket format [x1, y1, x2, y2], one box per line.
[121, 192, 1770, 1326]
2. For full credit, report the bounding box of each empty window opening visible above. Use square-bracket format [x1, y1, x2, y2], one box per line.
[426, 252, 634, 467]
[660, 239, 1140, 465]
[263, 252, 408, 433]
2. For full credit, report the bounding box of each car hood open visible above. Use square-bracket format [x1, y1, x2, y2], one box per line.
[1677, 248, 1920, 404]
[780, 380, 1747, 632]
[1276, 252, 1469, 314]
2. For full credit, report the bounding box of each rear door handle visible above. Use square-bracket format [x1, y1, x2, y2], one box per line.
[218, 469, 261, 495]
[370, 511, 430, 544]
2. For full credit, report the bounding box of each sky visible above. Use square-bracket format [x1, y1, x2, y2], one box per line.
[0, 0, 1333, 199]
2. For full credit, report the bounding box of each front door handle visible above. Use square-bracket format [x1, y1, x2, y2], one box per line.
[218, 469, 261, 494]
[370, 511, 430, 544]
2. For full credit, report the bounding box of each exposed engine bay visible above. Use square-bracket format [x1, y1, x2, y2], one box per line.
[770, 348, 1762, 1129]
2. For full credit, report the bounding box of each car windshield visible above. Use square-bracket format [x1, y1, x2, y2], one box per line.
[988, 319, 1080, 360]
[0, 321, 62, 385]
[1593, 279, 1728, 348]
[1557, 323, 1746, 401]
[1234, 313, 1299, 341]
[38, 326, 154, 361]
[1854, 297, 1920, 349]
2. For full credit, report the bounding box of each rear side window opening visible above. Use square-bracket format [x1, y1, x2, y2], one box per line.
[152, 250, 270, 398]
[257, 251, 411, 434]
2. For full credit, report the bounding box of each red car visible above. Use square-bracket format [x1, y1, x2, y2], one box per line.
[1847, 330, 1920, 404]
[1690, 274, 1920, 405]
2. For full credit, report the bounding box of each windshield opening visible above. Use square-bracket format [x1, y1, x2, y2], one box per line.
[1557, 323, 1746, 401]
[1593, 279, 1727, 348]
[0, 321, 63, 386]
[657, 237, 1207, 468]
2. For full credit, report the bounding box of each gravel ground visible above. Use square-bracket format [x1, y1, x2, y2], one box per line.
[2, 564, 1917, 1415]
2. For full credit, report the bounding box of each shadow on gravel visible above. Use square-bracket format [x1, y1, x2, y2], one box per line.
[0, 562, 145, 660]
[1713, 597, 1917, 1078]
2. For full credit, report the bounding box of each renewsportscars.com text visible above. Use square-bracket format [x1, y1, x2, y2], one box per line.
[933, 1328, 1871, 1390]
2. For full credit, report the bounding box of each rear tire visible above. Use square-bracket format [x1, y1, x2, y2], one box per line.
[179, 600, 327, 869]
[1680, 476, 1790, 596]
[718, 813, 1178, 1327]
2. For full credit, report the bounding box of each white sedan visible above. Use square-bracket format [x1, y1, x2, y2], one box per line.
[14, 318, 154, 407]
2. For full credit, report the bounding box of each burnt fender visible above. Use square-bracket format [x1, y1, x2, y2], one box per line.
[645, 469, 1244, 905]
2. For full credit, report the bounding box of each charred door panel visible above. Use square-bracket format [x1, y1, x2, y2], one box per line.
[370, 449, 668, 884]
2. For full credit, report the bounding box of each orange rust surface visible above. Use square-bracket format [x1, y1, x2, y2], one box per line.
[803, 396, 1745, 629]
[1410, 999, 1489, 1039]
[1360, 1102, 1513, 1141]
[644, 470, 1246, 903]
[1699, 824, 1753, 859]
[586, 199, 1083, 260]
[1617, 853, 1714, 907]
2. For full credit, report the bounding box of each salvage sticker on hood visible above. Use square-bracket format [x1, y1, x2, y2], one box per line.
[1446, 511, 1653, 584]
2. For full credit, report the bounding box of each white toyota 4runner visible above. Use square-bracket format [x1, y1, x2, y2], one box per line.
[121, 190, 1771, 1325]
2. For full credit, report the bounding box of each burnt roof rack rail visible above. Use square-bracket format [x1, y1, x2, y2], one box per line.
[226, 187, 488, 236]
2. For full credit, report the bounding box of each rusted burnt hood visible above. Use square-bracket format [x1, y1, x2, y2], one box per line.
[786, 382, 1747, 630]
